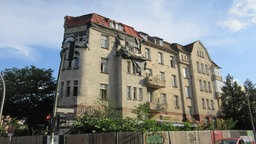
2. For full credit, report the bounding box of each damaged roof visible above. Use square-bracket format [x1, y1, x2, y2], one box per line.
[64, 13, 139, 38]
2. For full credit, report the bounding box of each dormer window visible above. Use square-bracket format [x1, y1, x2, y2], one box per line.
[139, 32, 148, 41]
[154, 37, 163, 46]
[110, 21, 115, 28]
[110, 21, 124, 31]
[116, 24, 124, 31]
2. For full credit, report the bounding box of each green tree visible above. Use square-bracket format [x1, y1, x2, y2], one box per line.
[2, 66, 56, 134]
[221, 74, 255, 129]
[132, 103, 151, 120]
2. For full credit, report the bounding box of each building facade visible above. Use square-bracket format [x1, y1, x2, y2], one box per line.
[57, 13, 223, 125]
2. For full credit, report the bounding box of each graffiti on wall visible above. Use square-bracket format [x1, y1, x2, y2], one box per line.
[145, 133, 164, 144]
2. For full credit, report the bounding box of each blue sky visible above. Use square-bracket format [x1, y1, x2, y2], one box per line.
[1, 0, 256, 83]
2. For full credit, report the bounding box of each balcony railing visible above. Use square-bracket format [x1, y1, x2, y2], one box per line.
[145, 76, 166, 89]
[147, 102, 167, 111]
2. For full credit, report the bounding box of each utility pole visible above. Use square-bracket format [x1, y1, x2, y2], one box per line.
[0, 74, 6, 123]
[246, 92, 256, 141]
[50, 57, 63, 144]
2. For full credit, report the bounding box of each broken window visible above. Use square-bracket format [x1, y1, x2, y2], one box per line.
[66, 81, 70, 97]
[74, 52, 80, 69]
[170, 56, 175, 68]
[101, 58, 108, 73]
[73, 80, 79, 96]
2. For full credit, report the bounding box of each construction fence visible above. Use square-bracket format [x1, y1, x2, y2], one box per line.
[0, 130, 254, 144]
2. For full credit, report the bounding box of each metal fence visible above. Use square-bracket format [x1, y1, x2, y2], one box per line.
[0, 130, 254, 144]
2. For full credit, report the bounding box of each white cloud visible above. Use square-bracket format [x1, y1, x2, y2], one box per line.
[220, 0, 256, 32]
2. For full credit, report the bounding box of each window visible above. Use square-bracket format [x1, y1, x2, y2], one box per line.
[208, 82, 212, 92]
[148, 91, 153, 102]
[127, 86, 131, 100]
[183, 67, 189, 78]
[211, 100, 215, 110]
[132, 63, 137, 74]
[145, 68, 152, 77]
[185, 86, 190, 98]
[145, 48, 151, 60]
[100, 84, 108, 100]
[101, 58, 108, 73]
[62, 54, 66, 70]
[158, 52, 164, 64]
[206, 99, 210, 109]
[199, 80, 203, 91]
[174, 95, 180, 108]
[188, 106, 192, 115]
[202, 98, 206, 109]
[110, 21, 115, 28]
[74, 52, 80, 69]
[66, 81, 70, 97]
[68, 61, 72, 69]
[204, 81, 207, 92]
[155, 38, 163, 46]
[160, 93, 167, 104]
[73, 80, 79, 96]
[116, 24, 124, 31]
[172, 75, 177, 87]
[201, 63, 205, 74]
[170, 56, 175, 68]
[205, 65, 209, 75]
[133, 87, 137, 100]
[60, 82, 64, 97]
[101, 35, 109, 48]
[197, 62, 201, 73]
[159, 72, 165, 81]
[139, 88, 143, 101]
[127, 61, 131, 74]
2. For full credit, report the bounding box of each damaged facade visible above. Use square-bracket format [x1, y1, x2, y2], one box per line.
[57, 13, 223, 126]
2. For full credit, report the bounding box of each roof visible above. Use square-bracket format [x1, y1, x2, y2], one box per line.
[64, 13, 140, 38]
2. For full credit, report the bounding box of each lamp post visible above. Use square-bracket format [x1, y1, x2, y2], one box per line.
[245, 92, 256, 141]
[0, 74, 6, 123]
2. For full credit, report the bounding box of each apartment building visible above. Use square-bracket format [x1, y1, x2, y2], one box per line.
[57, 13, 223, 125]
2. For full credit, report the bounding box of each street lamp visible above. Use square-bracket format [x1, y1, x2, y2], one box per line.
[0, 74, 6, 123]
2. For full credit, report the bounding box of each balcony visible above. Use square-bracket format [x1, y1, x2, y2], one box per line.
[147, 102, 167, 111]
[145, 76, 166, 89]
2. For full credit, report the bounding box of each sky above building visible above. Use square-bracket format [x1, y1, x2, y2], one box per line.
[1, 0, 256, 84]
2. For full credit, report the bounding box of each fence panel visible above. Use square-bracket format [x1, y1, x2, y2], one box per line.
[66, 133, 116, 144]
[169, 131, 187, 144]
[144, 131, 169, 144]
[118, 132, 143, 144]
[197, 131, 212, 144]
[222, 130, 231, 138]
[0, 137, 9, 144]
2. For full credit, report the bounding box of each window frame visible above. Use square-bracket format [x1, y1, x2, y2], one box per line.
[158, 52, 164, 64]
[101, 58, 108, 73]
[145, 48, 151, 60]
[73, 80, 79, 96]
[100, 84, 108, 100]
[101, 35, 109, 49]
